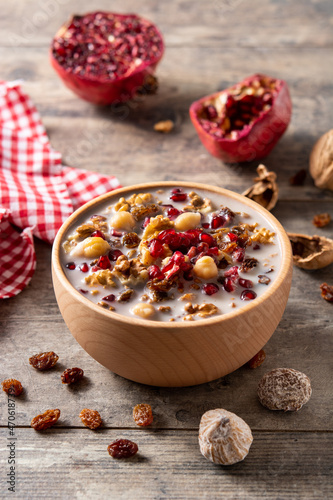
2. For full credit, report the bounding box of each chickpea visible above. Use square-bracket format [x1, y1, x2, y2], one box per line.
[174, 212, 201, 231]
[193, 256, 218, 279]
[71, 237, 110, 258]
[131, 303, 155, 319]
[110, 211, 135, 231]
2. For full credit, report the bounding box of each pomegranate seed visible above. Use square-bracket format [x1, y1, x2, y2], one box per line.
[149, 239, 164, 258]
[148, 265, 164, 280]
[97, 255, 112, 269]
[233, 247, 245, 263]
[79, 263, 89, 273]
[91, 266, 99, 272]
[211, 215, 225, 229]
[65, 262, 76, 270]
[187, 246, 198, 259]
[79, 289, 88, 294]
[205, 105, 218, 120]
[240, 290, 257, 301]
[91, 230, 105, 240]
[110, 229, 122, 237]
[224, 266, 239, 278]
[227, 232, 238, 242]
[239, 278, 253, 288]
[223, 277, 236, 293]
[199, 232, 215, 247]
[102, 294, 115, 302]
[202, 283, 219, 296]
[253, 244, 261, 250]
[162, 205, 181, 220]
[202, 222, 209, 229]
[170, 188, 187, 202]
[142, 217, 151, 228]
[109, 249, 123, 261]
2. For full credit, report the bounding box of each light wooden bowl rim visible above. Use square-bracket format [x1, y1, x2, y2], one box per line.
[52, 181, 292, 329]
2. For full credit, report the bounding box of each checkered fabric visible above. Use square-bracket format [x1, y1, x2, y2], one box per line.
[0, 80, 121, 298]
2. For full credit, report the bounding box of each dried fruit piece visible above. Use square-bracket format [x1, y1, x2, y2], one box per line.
[247, 349, 266, 368]
[199, 409, 253, 465]
[122, 232, 141, 248]
[1, 379, 23, 396]
[242, 164, 278, 211]
[258, 275, 271, 285]
[312, 213, 331, 228]
[133, 404, 153, 426]
[154, 119, 174, 133]
[107, 439, 138, 458]
[31, 409, 60, 430]
[190, 74, 292, 163]
[309, 129, 333, 191]
[289, 168, 306, 186]
[51, 12, 164, 105]
[29, 351, 59, 371]
[61, 367, 84, 384]
[320, 283, 333, 302]
[257, 368, 312, 411]
[240, 257, 258, 273]
[288, 233, 333, 270]
[79, 408, 102, 429]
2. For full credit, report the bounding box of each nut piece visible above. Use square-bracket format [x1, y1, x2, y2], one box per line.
[79, 408, 102, 429]
[309, 129, 333, 191]
[1, 378, 23, 396]
[71, 237, 110, 258]
[242, 164, 278, 211]
[131, 303, 155, 319]
[257, 368, 312, 411]
[154, 119, 174, 133]
[193, 256, 218, 279]
[110, 211, 136, 231]
[288, 233, 333, 269]
[199, 409, 253, 465]
[174, 212, 201, 231]
[31, 409, 60, 430]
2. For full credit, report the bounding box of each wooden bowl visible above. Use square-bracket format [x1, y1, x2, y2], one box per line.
[52, 182, 292, 387]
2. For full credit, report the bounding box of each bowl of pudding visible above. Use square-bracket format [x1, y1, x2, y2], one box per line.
[52, 181, 292, 387]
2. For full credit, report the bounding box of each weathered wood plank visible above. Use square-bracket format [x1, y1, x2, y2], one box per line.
[0, 429, 332, 499]
[1, 0, 332, 48]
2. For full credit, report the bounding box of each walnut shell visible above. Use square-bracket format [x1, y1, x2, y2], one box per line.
[309, 129, 333, 191]
[199, 409, 253, 465]
[288, 233, 333, 270]
[258, 368, 312, 411]
[242, 164, 278, 211]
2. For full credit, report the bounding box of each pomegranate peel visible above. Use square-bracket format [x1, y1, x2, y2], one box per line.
[189, 74, 292, 163]
[50, 11, 164, 105]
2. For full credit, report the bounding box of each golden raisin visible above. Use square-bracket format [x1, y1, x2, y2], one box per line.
[61, 367, 84, 384]
[313, 213, 331, 228]
[247, 349, 266, 369]
[29, 351, 59, 370]
[133, 404, 153, 426]
[122, 232, 141, 248]
[79, 408, 102, 429]
[1, 379, 23, 396]
[107, 439, 138, 458]
[31, 409, 60, 430]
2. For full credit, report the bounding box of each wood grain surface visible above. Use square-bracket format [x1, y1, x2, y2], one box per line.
[0, 0, 332, 498]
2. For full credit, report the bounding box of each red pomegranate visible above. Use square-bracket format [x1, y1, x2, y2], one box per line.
[189, 74, 292, 163]
[50, 11, 164, 105]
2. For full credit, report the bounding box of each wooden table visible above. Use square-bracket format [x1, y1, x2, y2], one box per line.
[1, 0, 332, 498]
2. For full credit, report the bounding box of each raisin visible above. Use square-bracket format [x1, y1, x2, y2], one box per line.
[313, 213, 331, 228]
[133, 404, 153, 426]
[1, 379, 23, 396]
[240, 257, 258, 272]
[122, 232, 141, 248]
[79, 408, 102, 429]
[61, 367, 84, 384]
[289, 169, 306, 186]
[247, 349, 266, 368]
[320, 283, 333, 302]
[107, 439, 138, 458]
[31, 409, 60, 430]
[258, 275, 271, 285]
[29, 351, 59, 370]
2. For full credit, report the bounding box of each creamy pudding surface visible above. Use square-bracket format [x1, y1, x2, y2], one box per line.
[60, 186, 282, 322]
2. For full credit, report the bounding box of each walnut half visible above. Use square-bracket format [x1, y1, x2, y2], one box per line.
[309, 129, 333, 191]
[288, 233, 333, 270]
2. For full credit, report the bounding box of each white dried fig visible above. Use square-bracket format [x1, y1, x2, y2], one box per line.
[309, 129, 333, 191]
[199, 409, 253, 465]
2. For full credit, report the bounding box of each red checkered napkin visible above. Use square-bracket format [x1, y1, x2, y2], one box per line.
[0, 80, 121, 299]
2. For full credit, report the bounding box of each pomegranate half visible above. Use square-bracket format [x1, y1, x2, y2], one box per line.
[189, 74, 292, 163]
[50, 11, 164, 105]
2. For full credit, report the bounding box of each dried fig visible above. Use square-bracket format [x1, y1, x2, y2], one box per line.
[288, 233, 333, 270]
[242, 164, 278, 211]
[199, 408, 253, 465]
[309, 129, 333, 191]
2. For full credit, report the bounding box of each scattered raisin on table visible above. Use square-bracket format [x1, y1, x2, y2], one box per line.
[289, 169, 306, 186]
[61, 367, 84, 384]
[313, 213, 331, 228]
[247, 349, 266, 368]
[257, 368, 312, 411]
[79, 409, 102, 429]
[1, 379, 23, 396]
[29, 351, 59, 370]
[133, 404, 153, 426]
[320, 283, 333, 302]
[107, 439, 138, 459]
[31, 409, 60, 430]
